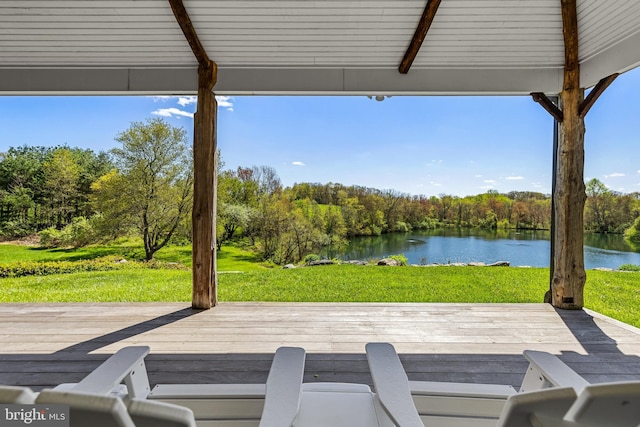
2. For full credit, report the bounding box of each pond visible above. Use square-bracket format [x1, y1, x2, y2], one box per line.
[329, 228, 640, 270]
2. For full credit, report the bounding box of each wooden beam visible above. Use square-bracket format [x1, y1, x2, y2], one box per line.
[168, 0, 210, 65]
[399, 0, 441, 74]
[192, 61, 218, 309]
[552, 0, 586, 310]
[579, 73, 619, 118]
[531, 92, 563, 122]
[167, 0, 218, 309]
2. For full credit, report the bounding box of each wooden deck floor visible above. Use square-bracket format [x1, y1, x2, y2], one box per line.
[2, 302, 640, 391]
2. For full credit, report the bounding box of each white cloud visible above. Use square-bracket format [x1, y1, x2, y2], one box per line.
[604, 172, 625, 178]
[151, 95, 233, 112]
[429, 181, 442, 187]
[177, 96, 197, 106]
[506, 176, 524, 180]
[484, 179, 497, 184]
[152, 96, 173, 102]
[480, 185, 496, 190]
[292, 161, 305, 166]
[532, 182, 543, 188]
[474, 174, 483, 178]
[151, 108, 194, 118]
[216, 96, 234, 111]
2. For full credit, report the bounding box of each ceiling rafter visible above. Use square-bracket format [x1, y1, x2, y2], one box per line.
[168, 0, 212, 68]
[398, 0, 441, 74]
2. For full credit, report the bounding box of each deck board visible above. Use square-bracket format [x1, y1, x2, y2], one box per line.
[1, 302, 640, 390]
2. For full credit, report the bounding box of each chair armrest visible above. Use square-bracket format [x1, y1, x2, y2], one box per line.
[520, 350, 589, 393]
[365, 343, 424, 427]
[73, 346, 151, 398]
[259, 346, 306, 427]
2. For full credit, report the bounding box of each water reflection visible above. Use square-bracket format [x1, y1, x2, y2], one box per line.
[330, 229, 640, 270]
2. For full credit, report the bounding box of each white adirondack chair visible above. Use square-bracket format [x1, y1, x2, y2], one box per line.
[498, 381, 640, 427]
[53, 345, 151, 399]
[259, 346, 395, 427]
[0, 385, 37, 403]
[36, 389, 136, 427]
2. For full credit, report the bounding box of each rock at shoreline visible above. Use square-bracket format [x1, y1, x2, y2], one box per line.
[378, 258, 401, 266]
[487, 261, 510, 267]
[308, 259, 335, 266]
[345, 260, 368, 266]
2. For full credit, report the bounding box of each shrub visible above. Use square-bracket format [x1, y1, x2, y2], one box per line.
[393, 221, 410, 232]
[0, 256, 189, 278]
[624, 217, 640, 250]
[619, 264, 640, 272]
[65, 217, 96, 248]
[497, 219, 511, 229]
[38, 217, 99, 248]
[304, 254, 320, 264]
[0, 220, 33, 239]
[39, 227, 63, 247]
[389, 254, 408, 266]
[419, 218, 440, 229]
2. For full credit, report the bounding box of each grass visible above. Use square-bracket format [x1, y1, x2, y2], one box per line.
[218, 265, 551, 303]
[1, 242, 640, 329]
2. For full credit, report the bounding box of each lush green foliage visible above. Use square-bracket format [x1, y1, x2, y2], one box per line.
[0, 256, 187, 278]
[585, 178, 640, 234]
[0, 242, 262, 272]
[2, 137, 640, 266]
[0, 145, 112, 236]
[388, 254, 408, 266]
[93, 118, 193, 260]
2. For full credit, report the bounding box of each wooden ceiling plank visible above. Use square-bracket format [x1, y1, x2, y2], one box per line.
[398, 0, 441, 74]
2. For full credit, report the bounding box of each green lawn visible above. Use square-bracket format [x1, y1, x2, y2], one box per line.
[1, 242, 639, 328]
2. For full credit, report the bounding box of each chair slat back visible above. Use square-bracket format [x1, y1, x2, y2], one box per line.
[127, 398, 197, 427]
[36, 389, 135, 427]
[259, 346, 306, 427]
[565, 381, 640, 427]
[496, 387, 577, 427]
[0, 385, 37, 404]
[366, 342, 424, 427]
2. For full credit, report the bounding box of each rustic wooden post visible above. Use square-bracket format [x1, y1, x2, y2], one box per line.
[550, 0, 586, 310]
[532, 0, 618, 309]
[168, 0, 219, 308]
[192, 61, 218, 309]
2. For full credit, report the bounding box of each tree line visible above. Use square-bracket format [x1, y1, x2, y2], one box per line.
[1, 119, 639, 263]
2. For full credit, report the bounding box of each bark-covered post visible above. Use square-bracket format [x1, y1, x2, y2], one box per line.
[168, 0, 219, 309]
[192, 61, 218, 309]
[551, 0, 586, 309]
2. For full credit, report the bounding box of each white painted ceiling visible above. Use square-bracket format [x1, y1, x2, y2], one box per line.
[2, 0, 640, 95]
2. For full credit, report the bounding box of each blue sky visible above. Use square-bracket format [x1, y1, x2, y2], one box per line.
[1, 67, 639, 198]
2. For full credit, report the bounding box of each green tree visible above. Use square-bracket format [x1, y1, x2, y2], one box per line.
[585, 178, 614, 232]
[94, 118, 193, 260]
[42, 148, 81, 227]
